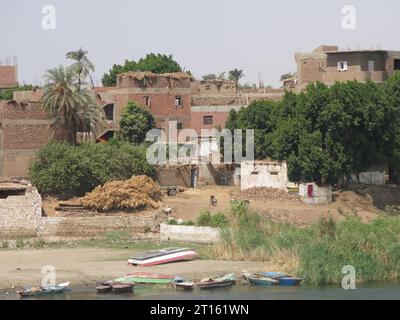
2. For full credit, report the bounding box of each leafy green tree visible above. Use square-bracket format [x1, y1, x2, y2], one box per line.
[102, 53, 182, 86]
[119, 101, 155, 144]
[66, 48, 95, 88]
[42, 65, 104, 145]
[29, 142, 155, 197]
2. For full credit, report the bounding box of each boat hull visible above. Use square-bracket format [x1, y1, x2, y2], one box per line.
[197, 280, 235, 290]
[114, 272, 175, 284]
[278, 277, 303, 286]
[247, 277, 278, 286]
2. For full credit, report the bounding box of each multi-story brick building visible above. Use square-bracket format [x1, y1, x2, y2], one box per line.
[295, 45, 400, 91]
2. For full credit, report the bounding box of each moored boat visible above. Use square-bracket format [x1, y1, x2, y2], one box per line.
[114, 272, 176, 285]
[128, 247, 197, 267]
[17, 282, 70, 298]
[243, 273, 279, 286]
[256, 272, 303, 286]
[277, 277, 303, 286]
[174, 282, 195, 291]
[112, 283, 134, 294]
[196, 273, 236, 290]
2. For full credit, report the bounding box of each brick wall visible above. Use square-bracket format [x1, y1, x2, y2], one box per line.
[0, 101, 51, 178]
[0, 66, 18, 88]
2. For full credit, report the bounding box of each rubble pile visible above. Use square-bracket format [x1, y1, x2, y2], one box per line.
[237, 187, 299, 201]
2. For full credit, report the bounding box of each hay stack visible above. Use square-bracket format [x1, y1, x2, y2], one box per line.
[79, 176, 162, 212]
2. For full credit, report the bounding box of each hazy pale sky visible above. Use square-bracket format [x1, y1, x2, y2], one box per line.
[1, 0, 400, 87]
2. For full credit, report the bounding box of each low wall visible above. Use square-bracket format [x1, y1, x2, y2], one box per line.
[160, 223, 220, 243]
[0, 187, 42, 238]
[299, 183, 332, 205]
[38, 214, 165, 237]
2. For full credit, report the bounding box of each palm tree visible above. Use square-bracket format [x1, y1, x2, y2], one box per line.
[228, 69, 245, 93]
[42, 65, 104, 144]
[66, 48, 95, 89]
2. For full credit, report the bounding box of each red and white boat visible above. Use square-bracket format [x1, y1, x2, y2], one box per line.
[128, 247, 197, 267]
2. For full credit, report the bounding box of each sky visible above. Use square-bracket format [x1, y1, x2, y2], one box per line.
[1, 0, 400, 87]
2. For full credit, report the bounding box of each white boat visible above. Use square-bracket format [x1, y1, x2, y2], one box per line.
[128, 247, 197, 266]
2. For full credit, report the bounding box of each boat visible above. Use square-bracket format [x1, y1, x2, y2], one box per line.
[114, 272, 177, 285]
[196, 273, 236, 290]
[17, 282, 70, 298]
[95, 280, 113, 294]
[256, 272, 303, 286]
[128, 247, 197, 267]
[174, 282, 195, 291]
[242, 273, 279, 286]
[277, 277, 303, 286]
[112, 283, 134, 294]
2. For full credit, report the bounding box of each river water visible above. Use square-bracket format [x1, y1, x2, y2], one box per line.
[2, 282, 400, 300]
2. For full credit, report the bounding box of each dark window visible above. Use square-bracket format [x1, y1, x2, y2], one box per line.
[103, 103, 114, 121]
[0, 189, 25, 199]
[144, 96, 151, 106]
[177, 122, 183, 130]
[394, 59, 400, 71]
[203, 116, 213, 125]
[175, 96, 182, 107]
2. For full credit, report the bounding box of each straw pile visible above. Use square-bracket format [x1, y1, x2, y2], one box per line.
[237, 187, 299, 201]
[79, 176, 162, 212]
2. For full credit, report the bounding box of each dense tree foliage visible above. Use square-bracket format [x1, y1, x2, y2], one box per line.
[102, 53, 182, 86]
[119, 101, 156, 144]
[226, 75, 400, 184]
[29, 142, 155, 197]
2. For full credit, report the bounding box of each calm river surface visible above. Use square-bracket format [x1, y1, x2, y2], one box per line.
[1, 282, 400, 300]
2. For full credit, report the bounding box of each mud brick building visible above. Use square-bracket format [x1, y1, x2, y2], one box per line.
[294, 45, 400, 91]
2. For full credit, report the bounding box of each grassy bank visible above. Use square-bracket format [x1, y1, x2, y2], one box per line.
[215, 201, 400, 285]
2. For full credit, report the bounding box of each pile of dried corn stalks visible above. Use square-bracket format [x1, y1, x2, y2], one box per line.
[79, 175, 162, 211]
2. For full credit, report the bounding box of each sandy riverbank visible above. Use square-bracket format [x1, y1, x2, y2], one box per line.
[0, 247, 265, 290]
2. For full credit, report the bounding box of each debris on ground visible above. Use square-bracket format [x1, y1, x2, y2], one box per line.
[235, 187, 300, 201]
[79, 176, 163, 212]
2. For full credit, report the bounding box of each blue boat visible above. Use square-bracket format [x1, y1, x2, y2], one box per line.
[277, 277, 303, 286]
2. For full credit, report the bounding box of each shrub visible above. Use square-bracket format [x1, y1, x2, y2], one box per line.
[211, 213, 229, 228]
[197, 210, 212, 226]
[29, 142, 155, 197]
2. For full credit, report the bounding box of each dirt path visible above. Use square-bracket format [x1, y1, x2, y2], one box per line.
[0, 247, 265, 290]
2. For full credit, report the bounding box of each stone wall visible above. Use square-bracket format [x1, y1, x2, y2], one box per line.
[160, 223, 220, 243]
[0, 187, 42, 238]
[38, 214, 164, 238]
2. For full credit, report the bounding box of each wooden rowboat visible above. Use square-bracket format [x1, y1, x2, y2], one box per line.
[17, 282, 70, 298]
[174, 282, 195, 291]
[243, 273, 279, 286]
[114, 272, 177, 285]
[197, 273, 236, 290]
